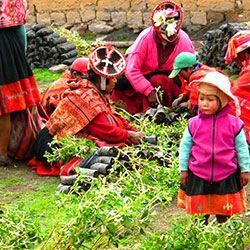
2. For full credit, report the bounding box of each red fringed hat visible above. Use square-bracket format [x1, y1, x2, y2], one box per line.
[225, 30, 250, 64]
[151, 0, 184, 34]
[89, 44, 126, 79]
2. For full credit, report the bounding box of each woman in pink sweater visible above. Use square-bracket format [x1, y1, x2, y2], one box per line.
[111, 0, 195, 114]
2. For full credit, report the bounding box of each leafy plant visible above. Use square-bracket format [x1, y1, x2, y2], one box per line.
[0, 205, 42, 249]
[53, 28, 98, 56]
[44, 136, 97, 163]
[141, 215, 250, 250]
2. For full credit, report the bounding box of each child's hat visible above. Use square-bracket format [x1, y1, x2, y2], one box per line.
[169, 52, 198, 78]
[190, 71, 240, 115]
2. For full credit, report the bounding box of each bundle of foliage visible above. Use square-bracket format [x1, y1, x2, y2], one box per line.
[1, 111, 249, 249]
[53, 28, 98, 56]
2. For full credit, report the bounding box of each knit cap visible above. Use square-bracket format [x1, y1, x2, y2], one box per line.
[71, 57, 89, 76]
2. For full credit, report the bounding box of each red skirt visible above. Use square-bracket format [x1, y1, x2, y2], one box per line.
[177, 188, 246, 216]
[177, 170, 247, 216]
[0, 27, 40, 115]
[111, 73, 181, 114]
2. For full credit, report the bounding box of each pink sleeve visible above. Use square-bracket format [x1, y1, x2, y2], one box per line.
[125, 51, 154, 97]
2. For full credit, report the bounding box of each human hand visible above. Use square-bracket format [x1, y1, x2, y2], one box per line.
[180, 171, 189, 186]
[127, 131, 145, 145]
[172, 96, 183, 109]
[147, 90, 158, 107]
[240, 172, 249, 187]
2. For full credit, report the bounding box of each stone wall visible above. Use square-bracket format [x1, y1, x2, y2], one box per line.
[27, 0, 250, 35]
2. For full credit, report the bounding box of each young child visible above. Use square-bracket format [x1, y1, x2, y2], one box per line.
[177, 71, 250, 223]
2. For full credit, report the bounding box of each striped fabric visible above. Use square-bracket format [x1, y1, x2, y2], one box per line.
[46, 80, 111, 137]
[8, 106, 43, 160]
[225, 30, 250, 64]
[41, 72, 74, 116]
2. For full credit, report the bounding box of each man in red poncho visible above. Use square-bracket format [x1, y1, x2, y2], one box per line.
[225, 30, 250, 144]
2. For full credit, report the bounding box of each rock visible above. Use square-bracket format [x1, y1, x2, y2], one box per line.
[88, 21, 114, 34]
[49, 64, 69, 73]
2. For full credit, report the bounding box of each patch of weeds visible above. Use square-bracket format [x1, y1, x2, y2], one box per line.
[80, 33, 97, 41]
[141, 215, 250, 250]
[33, 68, 61, 91]
[0, 205, 43, 248]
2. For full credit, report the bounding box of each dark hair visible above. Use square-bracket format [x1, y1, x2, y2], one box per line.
[244, 47, 250, 54]
[70, 68, 84, 77]
[181, 63, 199, 71]
[87, 68, 100, 84]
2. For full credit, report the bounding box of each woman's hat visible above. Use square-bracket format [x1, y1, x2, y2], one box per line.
[151, 0, 184, 40]
[88, 44, 126, 79]
[190, 71, 240, 115]
[225, 30, 250, 64]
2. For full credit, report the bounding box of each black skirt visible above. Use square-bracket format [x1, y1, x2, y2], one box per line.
[33, 127, 54, 162]
[0, 27, 33, 86]
[181, 169, 242, 195]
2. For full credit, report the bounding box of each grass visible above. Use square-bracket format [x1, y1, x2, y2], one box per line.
[33, 68, 61, 91]
[0, 68, 248, 249]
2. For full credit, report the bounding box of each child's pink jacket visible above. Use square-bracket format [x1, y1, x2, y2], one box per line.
[188, 105, 244, 182]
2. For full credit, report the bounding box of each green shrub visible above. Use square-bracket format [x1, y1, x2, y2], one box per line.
[53, 28, 98, 56]
[0, 205, 42, 249]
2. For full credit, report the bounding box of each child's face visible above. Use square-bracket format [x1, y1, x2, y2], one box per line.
[198, 93, 219, 115]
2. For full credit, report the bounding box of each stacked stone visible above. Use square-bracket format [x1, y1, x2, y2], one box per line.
[199, 22, 248, 73]
[26, 24, 78, 68]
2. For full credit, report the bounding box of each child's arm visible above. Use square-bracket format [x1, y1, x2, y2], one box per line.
[179, 127, 193, 171]
[235, 129, 250, 186]
[179, 126, 193, 186]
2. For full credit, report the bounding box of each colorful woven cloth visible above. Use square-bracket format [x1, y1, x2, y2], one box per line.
[41, 72, 75, 116]
[0, 0, 28, 28]
[231, 64, 250, 143]
[46, 79, 111, 137]
[8, 106, 43, 160]
[225, 30, 250, 64]
[177, 188, 246, 216]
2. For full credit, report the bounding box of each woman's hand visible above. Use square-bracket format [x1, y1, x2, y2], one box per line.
[240, 172, 249, 187]
[147, 90, 158, 107]
[127, 131, 145, 145]
[180, 171, 189, 186]
[172, 96, 183, 109]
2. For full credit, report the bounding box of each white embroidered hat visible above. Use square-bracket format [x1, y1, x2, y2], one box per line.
[190, 71, 241, 115]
